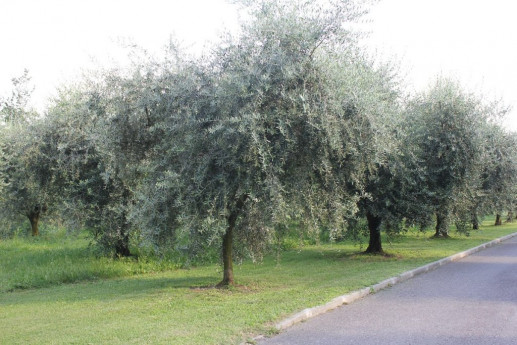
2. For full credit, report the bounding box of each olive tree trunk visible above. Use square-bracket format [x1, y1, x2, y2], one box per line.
[219, 217, 236, 287]
[114, 190, 132, 257]
[365, 212, 383, 254]
[27, 204, 46, 236]
[434, 207, 450, 238]
[28, 211, 40, 236]
[114, 227, 131, 257]
[471, 211, 479, 230]
[218, 194, 247, 287]
[495, 213, 502, 226]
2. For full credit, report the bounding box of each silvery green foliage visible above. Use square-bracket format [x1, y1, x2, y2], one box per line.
[82, 44, 212, 256]
[27, 79, 145, 254]
[325, 51, 411, 249]
[0, 72, 55, 236]
[0, 133, 5, 201]
[406, 78, 497, 236]
[114, 48, 204, 253]
[0, 120, 57, 236]
[475, 124, 517, 220]
[58, 71, 155, 255]
[129, 0, 379, 267]
[0, 69, 38, 126]
[41, 87, 113, 239]
[29, 44, 202, 254]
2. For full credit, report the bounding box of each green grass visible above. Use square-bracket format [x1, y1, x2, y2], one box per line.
[1, 219, 516, 345]
[0, 232, 179, 293]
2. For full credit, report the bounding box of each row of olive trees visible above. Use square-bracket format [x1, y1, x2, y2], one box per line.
[1, 0, 515, 285]
[406, 81, 515, 237]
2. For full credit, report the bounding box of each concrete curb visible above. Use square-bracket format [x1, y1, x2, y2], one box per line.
[272, 231, 517, 331]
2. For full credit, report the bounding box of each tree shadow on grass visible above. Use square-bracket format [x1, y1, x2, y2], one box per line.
[357, 250, 398, 258]
[0, 275, 218, 306]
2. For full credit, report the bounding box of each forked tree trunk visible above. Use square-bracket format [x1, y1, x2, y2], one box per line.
[506, 211, 513, 223]
[495, 213, 502, 226]
[365, 212, 383, 254]
[434, 207, 450, 238]
[28, 211, 40, 236]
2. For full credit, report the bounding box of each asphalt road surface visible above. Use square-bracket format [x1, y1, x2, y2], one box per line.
[259, 236, 517, 345]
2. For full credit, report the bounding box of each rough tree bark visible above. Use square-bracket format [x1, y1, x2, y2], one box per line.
[219, 218, 236, 287]
[495, 213, 502, 226]
[114, 189, 132, 257]
[217, 194, 247, 287]
[114, 226, 131, 257]
[434, 207, 450, 238]
[365, 212, 383, 254]
[28, 210, 40, 236]
[471, 211, 479, 230]
[27, 204, 46, 236]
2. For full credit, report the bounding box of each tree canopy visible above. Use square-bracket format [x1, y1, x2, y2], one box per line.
[0, 0, 515, 286]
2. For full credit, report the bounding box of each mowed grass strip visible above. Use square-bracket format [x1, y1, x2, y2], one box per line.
[1, 220, 516, 345]
[0, 233, 179, 293]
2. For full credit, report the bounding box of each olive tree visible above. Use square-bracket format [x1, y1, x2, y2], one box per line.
[40, 63, 164, 256]
[38, 87, 120, 248]
[0, 69, 37, 125]
[406, 78, 495, 237]
[0, 70, 52, 236]
[0, 120, 59, 236]
[327, 53, 415, 254]
[476, 124, 517, 226]
[132, 0, 376, 286]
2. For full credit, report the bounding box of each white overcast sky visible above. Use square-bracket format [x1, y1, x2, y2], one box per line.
[1, 0, 516, 130]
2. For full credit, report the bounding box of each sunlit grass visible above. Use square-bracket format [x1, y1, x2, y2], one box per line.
[0, 218, 516, 345]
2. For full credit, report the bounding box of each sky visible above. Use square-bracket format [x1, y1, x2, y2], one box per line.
[1, 0, 516, 130]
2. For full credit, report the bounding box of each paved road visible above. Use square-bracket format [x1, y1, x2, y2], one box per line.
[259, 236, 517, 345]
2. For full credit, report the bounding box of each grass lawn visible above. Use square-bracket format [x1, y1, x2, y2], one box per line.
[1, 219, 516, 344]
